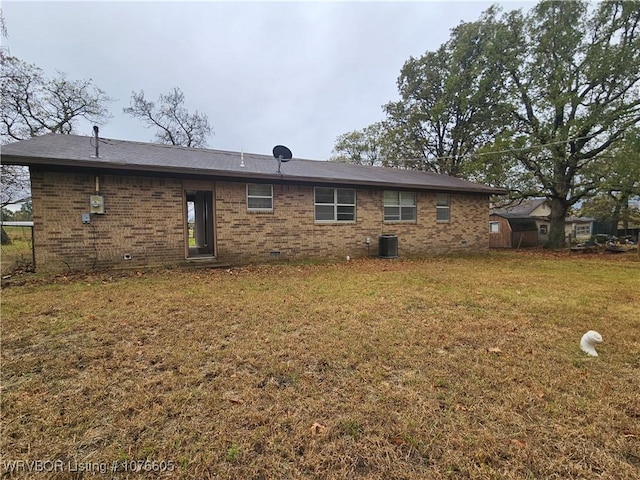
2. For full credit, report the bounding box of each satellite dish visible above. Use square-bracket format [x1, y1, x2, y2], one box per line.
[273, 145, 292, 162]
[272, 145, 293, 173]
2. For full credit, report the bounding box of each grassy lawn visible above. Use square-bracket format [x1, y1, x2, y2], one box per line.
[1, 252, 639, 479]
[1, 226, 34, 276]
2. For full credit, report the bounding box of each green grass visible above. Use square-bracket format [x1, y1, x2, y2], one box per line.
[1, 252, 639, 479]
[1, 226, 34, 275]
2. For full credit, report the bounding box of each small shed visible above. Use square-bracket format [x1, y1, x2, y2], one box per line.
[489, 213, 539, 248]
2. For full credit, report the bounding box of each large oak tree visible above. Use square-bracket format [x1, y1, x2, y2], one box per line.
[332, 14, 506, 178]
[383, 12, 506, 177]
[333, 1, 640, 248]
[486, 0, 640, 247]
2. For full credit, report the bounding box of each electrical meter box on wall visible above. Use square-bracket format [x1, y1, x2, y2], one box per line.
[90, 195, 105, 214]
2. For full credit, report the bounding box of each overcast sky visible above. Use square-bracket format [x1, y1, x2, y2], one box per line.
[2, 1, 535, 161]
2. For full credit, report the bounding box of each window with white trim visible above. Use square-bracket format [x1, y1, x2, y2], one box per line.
[314, 187, 355, 222]
[575, 225, 590, 237]
[384, 191, 416, 222]
[436, 193, 450, 222]
[490, 221, 500, 233]
[247, 184, 273, 211]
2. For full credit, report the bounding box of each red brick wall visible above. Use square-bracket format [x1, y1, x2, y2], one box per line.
[29, 168, 490, 272]
[30, 169, 184, 272]
[215, 183, 490, 264]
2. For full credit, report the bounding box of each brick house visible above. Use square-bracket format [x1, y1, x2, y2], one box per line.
[1, 134, 505, 273]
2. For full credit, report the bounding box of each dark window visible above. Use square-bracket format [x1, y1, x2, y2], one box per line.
[384, 191, 416, 222]
[247, 184, 273, 211]
[436, 194, 450, 222]
[314, 187, 355, 222]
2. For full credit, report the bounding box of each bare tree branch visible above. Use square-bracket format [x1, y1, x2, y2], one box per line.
[124, 87, 212, 148]
[1, 55, 113, 206]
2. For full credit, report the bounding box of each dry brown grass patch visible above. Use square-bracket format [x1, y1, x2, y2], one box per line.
[1, 252, 639, 479]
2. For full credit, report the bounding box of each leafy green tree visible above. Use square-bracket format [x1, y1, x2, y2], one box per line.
[1, 207, 14, 221]
[12, 200, 32, 221]
[487, 1, 640, 247]
[579, 127, 640, 234]
[333, 13, 507, 178]
[331, 123, 393, 166]
[383, 13, 506, 177]
[577, 195, 617, 222]
[332, 1, 640, 250]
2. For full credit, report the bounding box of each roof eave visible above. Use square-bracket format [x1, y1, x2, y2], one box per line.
[2, 154, 507, 195]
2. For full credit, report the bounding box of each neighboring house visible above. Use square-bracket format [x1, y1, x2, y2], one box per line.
[490, 198, 595, 248]
[565, 216, 595, 241]
[491, 198, 551, 245]
[1, 134, 505, 273]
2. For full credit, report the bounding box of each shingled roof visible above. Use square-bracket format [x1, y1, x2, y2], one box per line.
[491, 198, 548, 216]
[1, 134, 506, 195]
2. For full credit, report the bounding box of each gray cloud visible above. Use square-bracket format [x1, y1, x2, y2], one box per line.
[2, 1, 534, 160]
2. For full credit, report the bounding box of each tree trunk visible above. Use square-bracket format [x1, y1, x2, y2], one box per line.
[620, 194, 629, 236]
[547, 197, 569, 249]
[610, 194, 623, 237]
